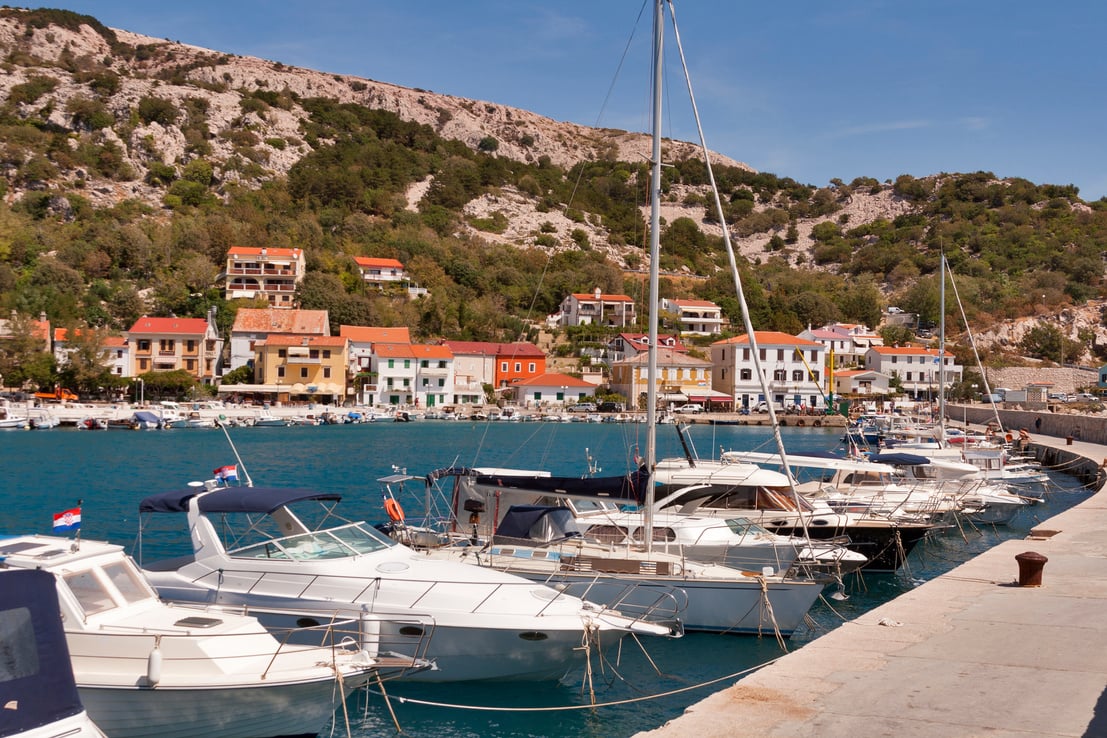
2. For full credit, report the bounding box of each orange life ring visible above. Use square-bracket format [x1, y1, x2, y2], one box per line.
[384, 498, 405, 522]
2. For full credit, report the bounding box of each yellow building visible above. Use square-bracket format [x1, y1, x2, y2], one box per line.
[609, 347, 713, 410]
[254, 334, 348, 404]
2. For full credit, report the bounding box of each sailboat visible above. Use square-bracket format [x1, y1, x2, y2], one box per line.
[380, 1, 827, 636]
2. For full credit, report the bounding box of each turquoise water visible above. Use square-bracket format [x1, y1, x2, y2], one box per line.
[0, 422, 1091, 737]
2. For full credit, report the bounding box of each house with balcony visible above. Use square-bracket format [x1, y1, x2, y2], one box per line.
[253, 334, 348, 404]
[412, 344, 455, 409]
[799, 322, 882, 369]
[224, 246, 306, 308]
[336, 325, 411, 380]
[711, 332, 826, 411]
[610, 347, 714, 410]
[831, 369, 892, 398]
[659, 298, 725, 336]
[368, 343, 419, 407]
[52, 328, 130, 378]
[604, 333, 685, 364]
[127, 311, 222, 384]
[864, 345, 961, 399]
[508, 372, 596, 408]
[441, 341, 547, 400]
[559, 288, 637, 328]
[353, 257, 428, 299]
[228, 308, 330, 373]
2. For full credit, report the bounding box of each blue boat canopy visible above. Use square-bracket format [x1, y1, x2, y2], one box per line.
[139, 487, 341, 514]
[133, 410, 161, 424]
[0, 569, 86, 733]
[867, 452, 932, 466]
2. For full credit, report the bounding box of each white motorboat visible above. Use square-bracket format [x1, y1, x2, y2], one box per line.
[416, 467, 865, 578]
[252, 409, 292, 427]
[1, 568, 106, 738]
[136, 481, 677, 683]
[403, 469, 825, 635]
[0, 533, 389, 738]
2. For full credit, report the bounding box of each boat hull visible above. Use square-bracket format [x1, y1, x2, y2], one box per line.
[77, 678, 360, 738]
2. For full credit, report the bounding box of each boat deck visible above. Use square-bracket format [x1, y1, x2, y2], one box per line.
[635, 431, 1107, 738]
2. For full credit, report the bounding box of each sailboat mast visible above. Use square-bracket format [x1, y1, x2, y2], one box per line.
[938, 254, 946, 439]
[644, 0, 664, 549]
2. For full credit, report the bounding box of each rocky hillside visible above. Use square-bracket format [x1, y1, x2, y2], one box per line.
[0, 9, 749, 206]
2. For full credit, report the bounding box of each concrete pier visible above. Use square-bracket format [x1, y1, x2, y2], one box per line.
[635, 433, 1107, 738]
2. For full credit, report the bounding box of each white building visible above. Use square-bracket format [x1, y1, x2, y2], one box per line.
[711, 331, 827, 411]
[508, 372, 596, 408]
[659, 298, 724, 335]
[798, 322, 882, 369]
[227, 309, 330, 373]
[831, 369, 892, 397]
[559, 288, 637, 328]
[864, 345, 962, 398]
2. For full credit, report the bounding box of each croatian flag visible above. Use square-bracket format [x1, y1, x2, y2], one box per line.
[53, 508, 81, 533]
[213, 464, 238, 483]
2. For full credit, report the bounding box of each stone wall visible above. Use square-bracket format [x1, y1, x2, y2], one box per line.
[950, 404, 1107, 445]
[981, 367, 1098, 395]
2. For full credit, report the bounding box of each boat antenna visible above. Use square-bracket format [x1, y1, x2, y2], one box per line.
[217, 416, 255, 487]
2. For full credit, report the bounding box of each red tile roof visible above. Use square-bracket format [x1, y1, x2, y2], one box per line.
[227, 246, 302, 258]
[340, 325, 412, 343]
[127, 317, 210, 336]
[353, 256, 404, 269]
[232, 308, 329, 334]
[712, 331, 822, 347]
[512, 372, 594, 387]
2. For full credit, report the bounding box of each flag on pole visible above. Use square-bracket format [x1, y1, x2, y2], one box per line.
[53, 507, 81, 533]
[213, 464, 238, 483]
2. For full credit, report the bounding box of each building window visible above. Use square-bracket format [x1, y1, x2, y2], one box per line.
[323, 367, 331, 378]
[514, 362, 521, 372]
[759, 348, 766, 361]
[773, 369, 786, 381]
[159, 339, 174, 352]
[792, 370, 804, 382]
[323, 350, 331, 359]
[404, 360, 411, 369]
[278, 349, 286, 358]
[137, 339, 150, 351]
[438, 378, 445, 387]
[309, 349, 319, 359]
[501, 361, 509, 372]
[300, 367, 308, 379]
[185, 340, 196, 352]
[776, 349, 785, 361]
[277, 367, 285, 378]
[439, 360, 447, 369]
[388, 359, 394, 369]
[740, 369, 752, 381]
[528, 362, 536, 372]
[421, 360, 429, 368]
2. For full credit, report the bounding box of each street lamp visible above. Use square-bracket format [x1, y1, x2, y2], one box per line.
[136, 378, 144, 406]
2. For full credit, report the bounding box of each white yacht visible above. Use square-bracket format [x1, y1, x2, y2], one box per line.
[136, 482, 676, 683]
[0, 534, 387, 738]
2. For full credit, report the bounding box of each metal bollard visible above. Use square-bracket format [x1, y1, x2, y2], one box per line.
[1015, 551, 1048, 587]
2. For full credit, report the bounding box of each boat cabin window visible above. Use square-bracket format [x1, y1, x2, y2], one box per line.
[63, 569, 118, 616]
[0, 606, 36, 681]
[724, 517, 768, 536]
[102, 560, 156, 604]
[229, 523, 392, 560]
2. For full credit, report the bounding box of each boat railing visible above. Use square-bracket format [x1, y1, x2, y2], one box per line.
[190, 565, 588, 620]
[553, 574, 687, 628]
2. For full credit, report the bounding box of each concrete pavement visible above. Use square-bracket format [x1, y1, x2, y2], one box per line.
[635, 432, 1107, 738]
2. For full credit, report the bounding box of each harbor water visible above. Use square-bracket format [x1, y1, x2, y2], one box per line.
[0, 421, 1091, 737]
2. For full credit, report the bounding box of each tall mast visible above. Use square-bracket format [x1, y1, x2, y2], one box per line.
[643, 0, 664, 549]
[938, 253, 946, 439]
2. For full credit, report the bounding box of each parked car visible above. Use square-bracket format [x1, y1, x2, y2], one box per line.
[674, 403, 703, 414]
[597, 401, 625, 413]
[568, 402, 597, 413]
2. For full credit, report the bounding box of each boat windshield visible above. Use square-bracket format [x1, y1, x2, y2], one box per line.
[723, 516, 771, 536]
[229, 523, 394, 560]
[63, 558, 157, 616]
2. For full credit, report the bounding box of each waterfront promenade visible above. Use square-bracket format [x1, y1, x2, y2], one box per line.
[635, 431, 1107, 738]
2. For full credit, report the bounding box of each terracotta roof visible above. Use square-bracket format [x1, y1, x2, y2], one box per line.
[374, 342, 416, 359]
[411, 344, 453, 359]
[617, 348, 711, 367]
[712, 331, 822, 347]
[102, 336, 127, 347]
[340, 325, 411, 343]
[227, 246, 302, 258]
[570, 293, 634, 302]
[615, 333, 686, 352]
[665, 298, 719, 308]
[512, 372, 594, 388]
[871, 346, 953, 357]
[353, 256, 404, 269]
[442, 340, 544, 358]
[127, 316, 210, 336]
[259, 334, 347, 348]
[232, 308, 329, 334]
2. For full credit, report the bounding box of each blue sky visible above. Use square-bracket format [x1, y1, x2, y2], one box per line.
[46, 1, 1107, 200]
